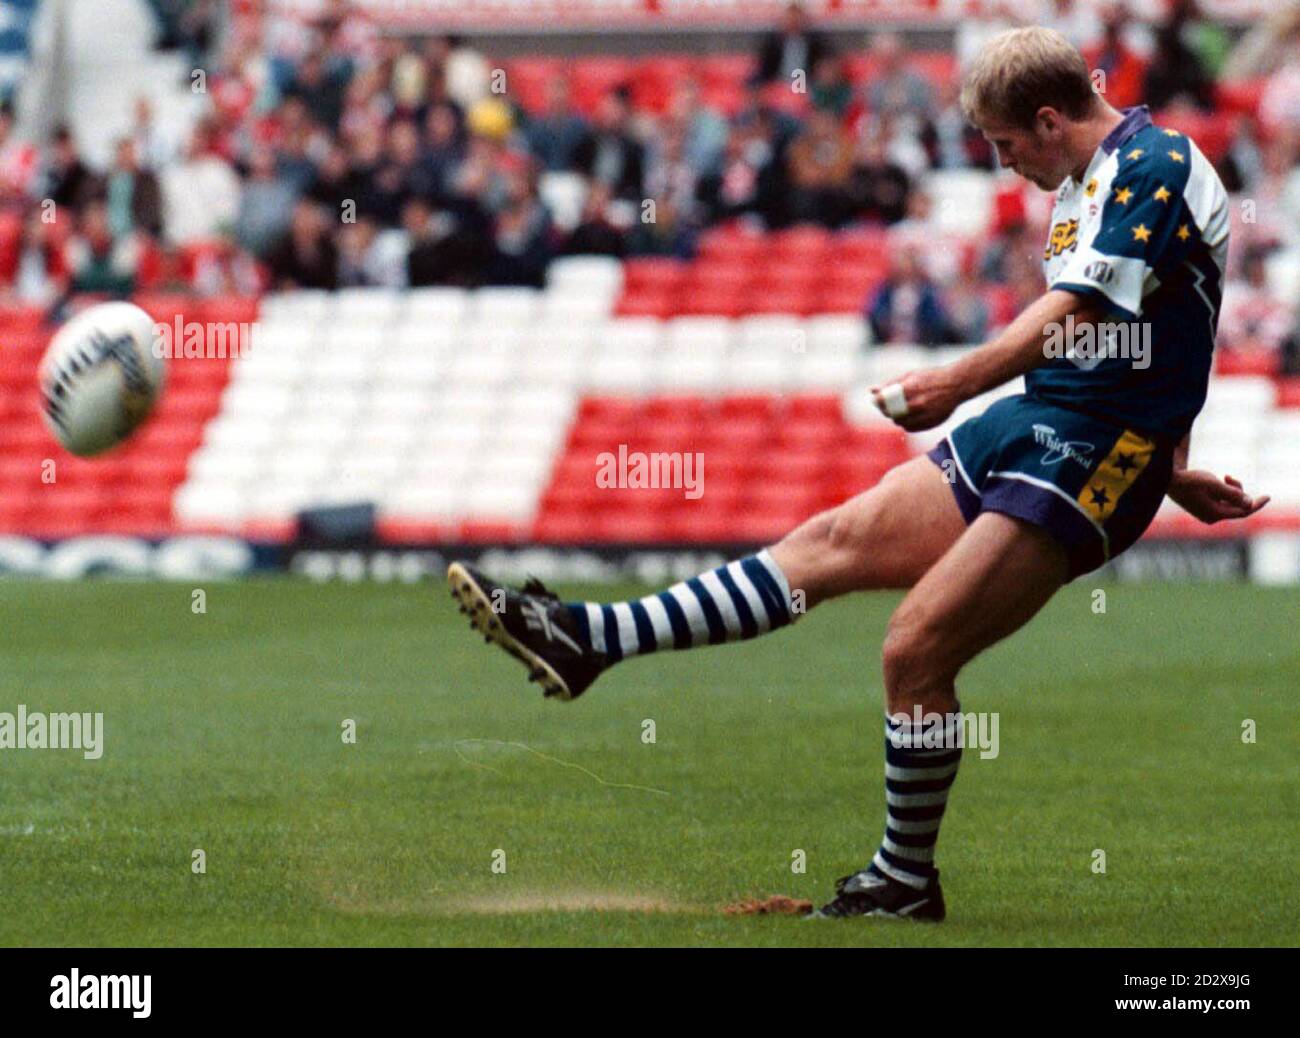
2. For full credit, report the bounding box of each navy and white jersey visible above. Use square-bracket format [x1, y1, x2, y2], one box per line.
[1033, 105, 1230, 441]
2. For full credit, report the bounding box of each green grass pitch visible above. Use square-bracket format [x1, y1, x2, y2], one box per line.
[0, 577, 1295, 947]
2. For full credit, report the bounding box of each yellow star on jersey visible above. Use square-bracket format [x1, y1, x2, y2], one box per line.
[1168, 150, 1185, 163]
[1127, 148, 1144, 160]
[1177, 224, 1191, 241]
[1132, 223, 1152, 243]
[1153, 185, 1171, 202]
[1164, 128, 1180, 137]
[1114, 186, 1133, 204]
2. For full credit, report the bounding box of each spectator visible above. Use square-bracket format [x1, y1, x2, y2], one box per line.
[306, 141, 354, 218]
[160, 124, 241, 245]
[643, 124, 703, 228]
[488, 159, 553, 286]
[337, 214, 407, 288]
[944, 269, 992, 344]
[810, 53, 854, 117]
[190, 234, 263, 297]
[574, 89, 644, 201]
[338, 63, 393, 143]
[866, 33, 935, 128]
[979, 220, 1042, 285]
[105, 138, 163, 239]
[1170, 0, 1232, 80]
[3, 209, 68, 306]
[0, 103, 38, 207]
[421, 101, 464, 202]
[43, 126, 97, 212]
[390, 39, 433, 113]
[273, 98, 324, 194]
[1041, 0, 1105, 51]
[752, 2, 833, 86]
[341, 125, 392, 222]
[405, 195, 491, 286]
[627, 196, 694, 258]
[525, 78, 591, 172]
[927, 78, 995, 170]
[285, 48, 351, 131]
[563, 181, 628, 257]
[667, 78, 729, 178]
[235, 146, 297, 256]
[372, 118, 441, 220]
[66, 201, 140, 297]
[130, 97, 174, 171]
[1259, 31, 1300, 138]
[1083, 4, 1148, 111]
[1219, 247, 1293, 352]
[847, 130, 911, 225]
[435, 35, 493, 111]
[785, 109, 855, 227]
[1143, 8, 1215, 111]
[867, 245, 954, 346]
[265, 200, 338, 290]
[698, 119, 782, 226]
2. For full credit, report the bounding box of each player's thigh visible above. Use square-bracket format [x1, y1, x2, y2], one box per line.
[772, 455, 967, 594]
[883, 511, 1069, 696]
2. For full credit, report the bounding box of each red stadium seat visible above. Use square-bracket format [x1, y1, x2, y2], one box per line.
[615, 290, 675, 318]
[769, 224, 832, 260]
[817, 284, 871, 314]
[1216, 348, 1280, 378]
[1214, 79, 1268, 118]
[699, 81, 747, 117]
[502, 58, 564, 114]
[690, 258, 756, 292]
[570, 57, 635, 116]
[745, 287, 818, 316]
[631, 55, 695, 114]
[698, 53, 755, 89]
[622, 257, 687, 293]
[677, 288, 747, 317]
[695, 223, 767, 262]
[1276, 378, 1300, 409]
[199, 295, 259, 325]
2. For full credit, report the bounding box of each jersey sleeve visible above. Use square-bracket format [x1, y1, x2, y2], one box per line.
[1051, 139, 1199, 320]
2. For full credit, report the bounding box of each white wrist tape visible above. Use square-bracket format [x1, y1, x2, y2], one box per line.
[878, 382, 909, 419]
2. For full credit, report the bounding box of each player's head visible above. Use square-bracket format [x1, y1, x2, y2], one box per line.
[961, 26, 1103, 190]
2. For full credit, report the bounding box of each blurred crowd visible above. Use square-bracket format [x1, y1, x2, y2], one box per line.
[1, 0, 1299, 363]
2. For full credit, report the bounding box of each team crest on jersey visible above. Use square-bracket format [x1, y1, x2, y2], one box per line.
[1044, 218, 1080, 259]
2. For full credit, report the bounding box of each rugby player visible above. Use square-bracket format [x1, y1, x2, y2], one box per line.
[447, 26, 1269, 920]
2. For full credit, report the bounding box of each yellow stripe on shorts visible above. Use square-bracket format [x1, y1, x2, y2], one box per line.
[1077, 429, 1156, 524]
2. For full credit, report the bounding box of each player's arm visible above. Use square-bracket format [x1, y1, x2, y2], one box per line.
[870, 287, 1102, 431]
[1166, 429, 1271, 524]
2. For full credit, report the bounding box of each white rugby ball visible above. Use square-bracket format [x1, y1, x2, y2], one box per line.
[39, 301, 165, 457]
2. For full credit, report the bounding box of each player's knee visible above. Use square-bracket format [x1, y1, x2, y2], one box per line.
[825, 498, 881, 559]
[881, 614, 952, 710]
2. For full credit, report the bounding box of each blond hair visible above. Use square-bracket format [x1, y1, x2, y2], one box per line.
[960, 26, 1097, 129]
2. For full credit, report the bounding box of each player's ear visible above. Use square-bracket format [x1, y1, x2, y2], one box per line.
[1034, 106, 1062, 139]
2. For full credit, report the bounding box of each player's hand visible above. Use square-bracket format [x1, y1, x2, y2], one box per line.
[870, 367, 964, 432]
[1168, 469, 1270, 525]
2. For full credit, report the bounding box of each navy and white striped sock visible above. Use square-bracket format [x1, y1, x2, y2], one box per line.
[867, 707, 962, 890]
[564, 549, 796, 663]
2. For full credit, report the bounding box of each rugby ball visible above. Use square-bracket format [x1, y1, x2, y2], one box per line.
[38, 302, 165, 457]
